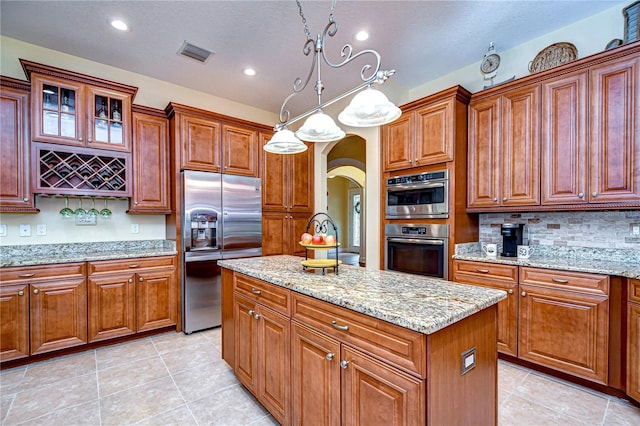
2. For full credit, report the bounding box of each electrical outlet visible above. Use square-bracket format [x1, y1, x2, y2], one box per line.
[131, 224, 139, 234]
[633, 225, 640, 237]
[19, 224, 31, 237]
[0, 224, 6, 237]
[36, 224, 47, 236]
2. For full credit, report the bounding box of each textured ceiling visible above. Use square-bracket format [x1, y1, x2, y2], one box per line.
[0, 0, 622, 116]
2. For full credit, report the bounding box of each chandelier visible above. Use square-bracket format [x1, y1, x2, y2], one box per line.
[263, 0, 401, 154]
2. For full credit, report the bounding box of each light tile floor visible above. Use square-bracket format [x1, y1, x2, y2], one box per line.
[1, 327, 638, 425]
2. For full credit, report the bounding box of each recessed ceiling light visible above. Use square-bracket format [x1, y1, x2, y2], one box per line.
[243, 68, 256, 76]
[110, 19, 128, 31]
[355, 31, 369, 41]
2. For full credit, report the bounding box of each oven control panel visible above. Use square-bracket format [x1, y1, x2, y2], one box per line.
[401, 226, 427, 235]
[387, 170, 447, 186]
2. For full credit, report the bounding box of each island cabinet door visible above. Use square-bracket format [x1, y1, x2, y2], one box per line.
[234, 294, 258, 394]
[291, 322, 341, 426]
[341, 345, 425, 426]
[518, 284, 609, 384]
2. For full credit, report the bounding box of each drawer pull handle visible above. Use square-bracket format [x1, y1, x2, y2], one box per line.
[340, 360, 349, 369]
[33, 289, 39, 295]
[326, 353, 334, 361]
[331, 321, 349, 331]
[129, 264, 139, 269]
[250, 288, 262, 295]
[476, 269, 489, 274]
[18, 273, 35, 278]
[18, 290, 24, 296]
[551, 278, 569, 284]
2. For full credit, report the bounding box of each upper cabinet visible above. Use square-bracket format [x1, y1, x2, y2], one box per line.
[0, 77, 37, 212]
[468, 41, 640, 212]
[165, 103, 261, 177]
[129, 106, 171, 214]
[22, 60, 137, 153]
[468, 84, 540, 209]
[382, 86, 471, 172]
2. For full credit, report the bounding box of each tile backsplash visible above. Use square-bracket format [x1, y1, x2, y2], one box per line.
[479, 211, 640, 249]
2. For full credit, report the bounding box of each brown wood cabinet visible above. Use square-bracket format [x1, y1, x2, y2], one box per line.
[87, 256, 177, 342]
[468, 84, 540, 210]
[452, 260, 519, 356]
[518, 267, 609, 384]
[0, 77, 36, 212]
[627, 279, 640, 402]
[23, 61, 136, 153]
[469, 41, 640, 212]
[262, 212, 309, 257]
[382, 86, 471, 172]
[0, 263, 87, 360]
[233, 274, 291, 425]
[129, 106, 171, 214]
[165, 103, 261, 177]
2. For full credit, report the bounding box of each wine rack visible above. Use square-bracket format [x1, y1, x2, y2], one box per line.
[33, 143, 131, 197]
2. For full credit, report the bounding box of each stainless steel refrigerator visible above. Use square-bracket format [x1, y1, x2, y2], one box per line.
[181, 170, 262, 333]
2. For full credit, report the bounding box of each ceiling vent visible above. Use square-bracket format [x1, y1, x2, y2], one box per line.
[178, 41, 214, 64]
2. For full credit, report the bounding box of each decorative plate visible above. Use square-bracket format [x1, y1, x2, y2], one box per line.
[301, 259, 342, 268]
[528, 42, 578, 74]
[299, 242, 340, 250]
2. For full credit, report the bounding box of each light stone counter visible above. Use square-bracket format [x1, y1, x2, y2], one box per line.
[218, 254, 506, 335]
[453, 243, 640, 280]
[0, 240, 177, 268]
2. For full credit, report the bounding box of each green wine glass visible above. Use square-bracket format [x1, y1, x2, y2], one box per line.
[74, 198, 86, 216]
[87, 197, 100, 217]
[59, 196, 73, 217]
[100, 197, 112, 217]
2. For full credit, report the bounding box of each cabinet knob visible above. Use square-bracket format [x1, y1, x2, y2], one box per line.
[79, 137, 83, 142]
[128, 278, 133, 283]
[250, 288, 262, 295]
[254, 313, 261, 320]
[326, 353, 335, 361]
[492, 197, 498, 202]
[592, 192, 598, 198]
[87, 138, 92, 143]
[415, 158, 418, 162]
[18, 290, 24, 296]
[508, 289, 514, 294]
[340, 360, 349, 369]
[578, 192, 584, 199]
[33, 289, 39, 294]
[521, 291, 527, 297]
[134, 201, 138, 205]
[23, 197, 29, 202]
[331, 320, 349, 331]
[502, 197, 508, 202]
[248, 310, 255, 316]
[139, 277, 143, 282]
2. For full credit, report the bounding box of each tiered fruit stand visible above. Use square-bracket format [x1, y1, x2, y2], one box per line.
[299, 213, 341, 275]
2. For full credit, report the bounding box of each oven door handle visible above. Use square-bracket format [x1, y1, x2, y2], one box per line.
[387, 237, 444, 246]
[386, 181, 446, 192]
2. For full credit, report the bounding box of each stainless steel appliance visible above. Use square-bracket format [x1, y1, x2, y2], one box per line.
[182, 171, 262, 333]
[385, 170, 449, 219]
[501, 223, 525, 257]
[384, 223, 449, 280]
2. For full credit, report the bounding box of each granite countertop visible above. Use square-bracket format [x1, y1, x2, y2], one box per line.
[0, 240, 177, 268]
[453, 243, 640, 280]
[218, 255, 506, 335]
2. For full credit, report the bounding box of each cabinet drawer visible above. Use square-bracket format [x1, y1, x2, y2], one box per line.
[629, 279, 640, 304]
[88, 256, 176, 275]
[0, 263, 85, 284]
[453, 260, 518, 284]
[520, 267, 609, 295]
[292, 293, 426, 378]
[234, 273, 290, 316]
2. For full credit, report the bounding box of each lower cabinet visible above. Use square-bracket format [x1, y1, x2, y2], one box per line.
[628, 279, 640, 402]
[234, 293, 290, 425]
[87, 256, 177, 342]
[0, 263, 87, 361]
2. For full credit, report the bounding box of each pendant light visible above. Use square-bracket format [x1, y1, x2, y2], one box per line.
[265, 0, 399, 154]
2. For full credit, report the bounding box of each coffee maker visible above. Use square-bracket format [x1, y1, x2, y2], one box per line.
[501, 223, 524, 257]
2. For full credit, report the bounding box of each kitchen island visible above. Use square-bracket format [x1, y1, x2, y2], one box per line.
[219, 255, 506, 425]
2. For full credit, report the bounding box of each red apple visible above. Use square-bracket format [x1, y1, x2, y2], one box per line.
[311, 234, 323, 245]
[300, 233, 313, 244]
[325, 235, 336, 246]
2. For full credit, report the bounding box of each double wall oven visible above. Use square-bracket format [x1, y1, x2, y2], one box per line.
[384, 170, 450, 280]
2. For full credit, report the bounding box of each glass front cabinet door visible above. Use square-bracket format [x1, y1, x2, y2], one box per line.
[31, 74, 132, 152]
